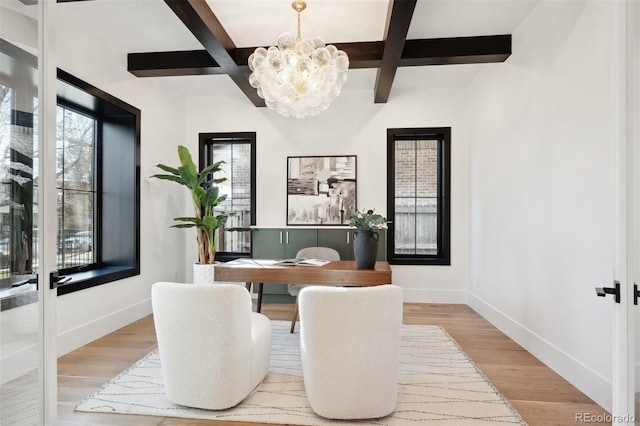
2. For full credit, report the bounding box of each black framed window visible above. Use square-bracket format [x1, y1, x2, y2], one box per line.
[199, 132, 256, 261]
[387, 127, 451, 265]
[0, 42, 140, 296]
[0, 41, 38, 285]
[56, 70, 140, 294]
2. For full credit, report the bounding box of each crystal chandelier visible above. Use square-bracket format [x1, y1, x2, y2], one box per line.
[248, 1, 349, 119]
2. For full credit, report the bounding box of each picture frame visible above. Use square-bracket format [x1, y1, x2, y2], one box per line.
[286, 155, 357, 226]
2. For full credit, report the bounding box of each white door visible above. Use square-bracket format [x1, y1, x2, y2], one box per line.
[0, 2, 57, 425]
[608, 1, 638, 425]
[630, 1, 640, 423]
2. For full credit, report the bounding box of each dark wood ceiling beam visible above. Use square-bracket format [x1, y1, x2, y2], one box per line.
[374, 0, 417, 103]
[400, 35, 512, 66]
[128, 35, 511, 76]
[128, 50, 225, 77]
[164, 0, 264, 106]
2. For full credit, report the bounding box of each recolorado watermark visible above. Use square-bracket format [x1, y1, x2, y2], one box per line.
[575, 412, 635, 423]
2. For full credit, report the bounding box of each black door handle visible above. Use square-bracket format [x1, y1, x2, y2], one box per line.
[595, 281, 620, 303]
[50, 271, 72, 289]
[634, 283, 639, 306]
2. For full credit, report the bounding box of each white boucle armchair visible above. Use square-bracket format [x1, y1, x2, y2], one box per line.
[298, 284, 403, 420]
[151, 282, 272, 410]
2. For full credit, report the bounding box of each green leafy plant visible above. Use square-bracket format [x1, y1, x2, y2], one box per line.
[349, 209, 387, 231]
[152, 145, 232, 264]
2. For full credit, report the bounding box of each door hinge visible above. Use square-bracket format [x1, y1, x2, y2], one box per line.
[595, 281, 621, 303]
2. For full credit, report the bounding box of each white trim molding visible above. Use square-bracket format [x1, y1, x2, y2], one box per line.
[56, 299, 152, 357]
[402, 288, 468, 304]
[468, 292, 612, 411]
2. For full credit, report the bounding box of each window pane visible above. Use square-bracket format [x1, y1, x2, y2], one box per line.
[231, 143, 251, 199]
[1, 85, 37, 278]
[59, 190, 94, 268]
[213, 143, 232, 198]
[61, 109, 94, 191]
[0, 84, 12, 278]
[394, 197, 415, 254]
[212, 140, 253, 254]
[56, 106, 64, 188]
[394, 140, 439, 255]
[394, 140, 415, 197]
[416, 139, 438, 198]
[416, 198, 438, 255]
[215, 198, 251, 253]
[56, 107, 96, 270]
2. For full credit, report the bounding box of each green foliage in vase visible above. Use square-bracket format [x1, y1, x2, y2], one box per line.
[349, 209, 388, 231]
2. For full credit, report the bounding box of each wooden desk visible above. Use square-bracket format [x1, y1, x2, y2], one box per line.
[214, 259, 392, 312]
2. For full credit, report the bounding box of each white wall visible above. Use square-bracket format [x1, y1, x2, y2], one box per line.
[55, 8, 187, 355]
[467, 1, 614, 409]
[183, 85, 470, 302]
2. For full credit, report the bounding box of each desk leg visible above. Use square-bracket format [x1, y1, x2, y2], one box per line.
[257, 283, 264, 313]
[245, 282, 252, 292]
[290, 299, 299, 334]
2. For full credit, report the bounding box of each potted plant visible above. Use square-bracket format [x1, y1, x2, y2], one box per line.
[152, 145, 232, 283]
[349, 209, 387, 269]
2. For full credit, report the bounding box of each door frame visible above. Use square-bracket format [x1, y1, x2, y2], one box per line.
[626, 0, 640, 422]
[612, 0, 638, 423]
[37, 1, 58, 424]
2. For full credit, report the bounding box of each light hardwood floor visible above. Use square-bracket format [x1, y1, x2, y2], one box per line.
[57, 303, 609, 426]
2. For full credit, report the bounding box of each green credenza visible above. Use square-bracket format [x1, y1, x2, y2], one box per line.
[252, 229, 317, 301]
[252, 228, 386, 303]
[316, 229, 353, 260]
[316, 229, 386, 261]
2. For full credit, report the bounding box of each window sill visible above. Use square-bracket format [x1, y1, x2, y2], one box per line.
[388, 258, 451, 266]
[57, 266, 139, 296]
[0, 284, 38, 312]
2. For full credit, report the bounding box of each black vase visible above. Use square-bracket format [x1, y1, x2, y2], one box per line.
[353, 230, 379, 269]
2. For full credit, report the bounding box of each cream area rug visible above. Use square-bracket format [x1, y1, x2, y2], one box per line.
[75, 321, 527, 425]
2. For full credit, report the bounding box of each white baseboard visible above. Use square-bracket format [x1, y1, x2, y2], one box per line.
[57, 298, 152, 357]
[402, 288, 468, 304]
[468, 292, 612, 412]
[0, 341, 37, 385]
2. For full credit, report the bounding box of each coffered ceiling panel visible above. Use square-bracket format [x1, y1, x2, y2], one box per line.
[408, 0, 537, 39]
[54, 0, 540, 102]
[205, 0, 389, 47]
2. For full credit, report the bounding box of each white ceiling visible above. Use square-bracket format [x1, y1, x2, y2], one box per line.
[56, 0, 539, 97]
[205, 0, 390, 47]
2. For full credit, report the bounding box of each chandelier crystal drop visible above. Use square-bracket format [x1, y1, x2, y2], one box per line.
[248, 1, 349, 119]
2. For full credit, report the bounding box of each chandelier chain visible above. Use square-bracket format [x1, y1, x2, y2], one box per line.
[297, 11, 302, 41]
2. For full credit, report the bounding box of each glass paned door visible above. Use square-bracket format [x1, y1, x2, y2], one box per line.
[1, 2, 56, 425]
[0, 3, 42, 425]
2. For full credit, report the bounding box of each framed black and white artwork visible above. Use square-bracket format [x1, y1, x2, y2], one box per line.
[286, 155, 357, 226]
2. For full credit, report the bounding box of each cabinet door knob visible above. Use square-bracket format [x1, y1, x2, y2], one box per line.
[346, 231, 350, 245]
[279, 231, 283, 245]
[286, 231, 289, 245]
